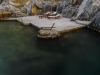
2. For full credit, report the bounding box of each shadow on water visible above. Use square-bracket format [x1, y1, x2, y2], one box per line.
[0, 21, 100, 75]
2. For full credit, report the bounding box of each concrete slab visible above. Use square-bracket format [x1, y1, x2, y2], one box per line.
[9, 16, 91, 32]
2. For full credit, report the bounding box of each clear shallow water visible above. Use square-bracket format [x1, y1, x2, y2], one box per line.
[0, 21, 100, 75]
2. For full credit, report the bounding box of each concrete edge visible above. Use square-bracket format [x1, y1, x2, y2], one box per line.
[0, 18, 87, 34]
[59, 26, 86, 34]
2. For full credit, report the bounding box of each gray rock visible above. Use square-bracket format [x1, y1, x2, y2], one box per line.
[56, 0, 100, 22]
[89, 11, 100, 30]
[38, 30, 50, 36]
[0, 5, 4, 12]
[56, 0, 69, 14]
[0, 0, 9, 6]
[0, 0, 3, 4]
[38, 29, 60, 39]
[42, 1, 57, 13]
[62, 5, 79, 18]
[78, 0, 100, 21]
[21, 0, 43, 15]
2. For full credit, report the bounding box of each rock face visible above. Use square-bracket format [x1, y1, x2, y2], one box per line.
[77, 0, 100, 21]
[21, 0, 43, 15]
[62, 4, 79, 18]
[0, 0, 3, 4]
[9, 0, 29, 8]
[56, 1, 69, 14]
[77, 0, 100, 31]
[0, 5, 4, 11]
[41, 1, 58, 14]
[0, 0, 60, 17]
[18, 0, 58, 15]
[0, 0, 100, 32]
[57, 0, 100, 21]
[56, 0, 82, 17]
[56, 0, 100, 31]
[0, 0, 27, 17]
[75, 0, 89, 19]
[0, 0, 44, 16]
[89, 11, 100, 31]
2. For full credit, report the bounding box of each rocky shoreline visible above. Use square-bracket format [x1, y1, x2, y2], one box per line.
[0, 0, 100, 33]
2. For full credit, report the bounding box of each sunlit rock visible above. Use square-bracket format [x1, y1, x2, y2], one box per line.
[38, 29, 60, 39]
[21, 0, 43, 15]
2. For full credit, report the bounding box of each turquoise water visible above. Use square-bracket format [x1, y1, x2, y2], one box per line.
[0, 21, 100, 75]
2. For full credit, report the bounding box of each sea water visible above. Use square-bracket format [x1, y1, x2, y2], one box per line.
[0, 21, 100, 75]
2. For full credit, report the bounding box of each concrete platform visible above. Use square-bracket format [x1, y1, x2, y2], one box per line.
[9, 16, 91, 33]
